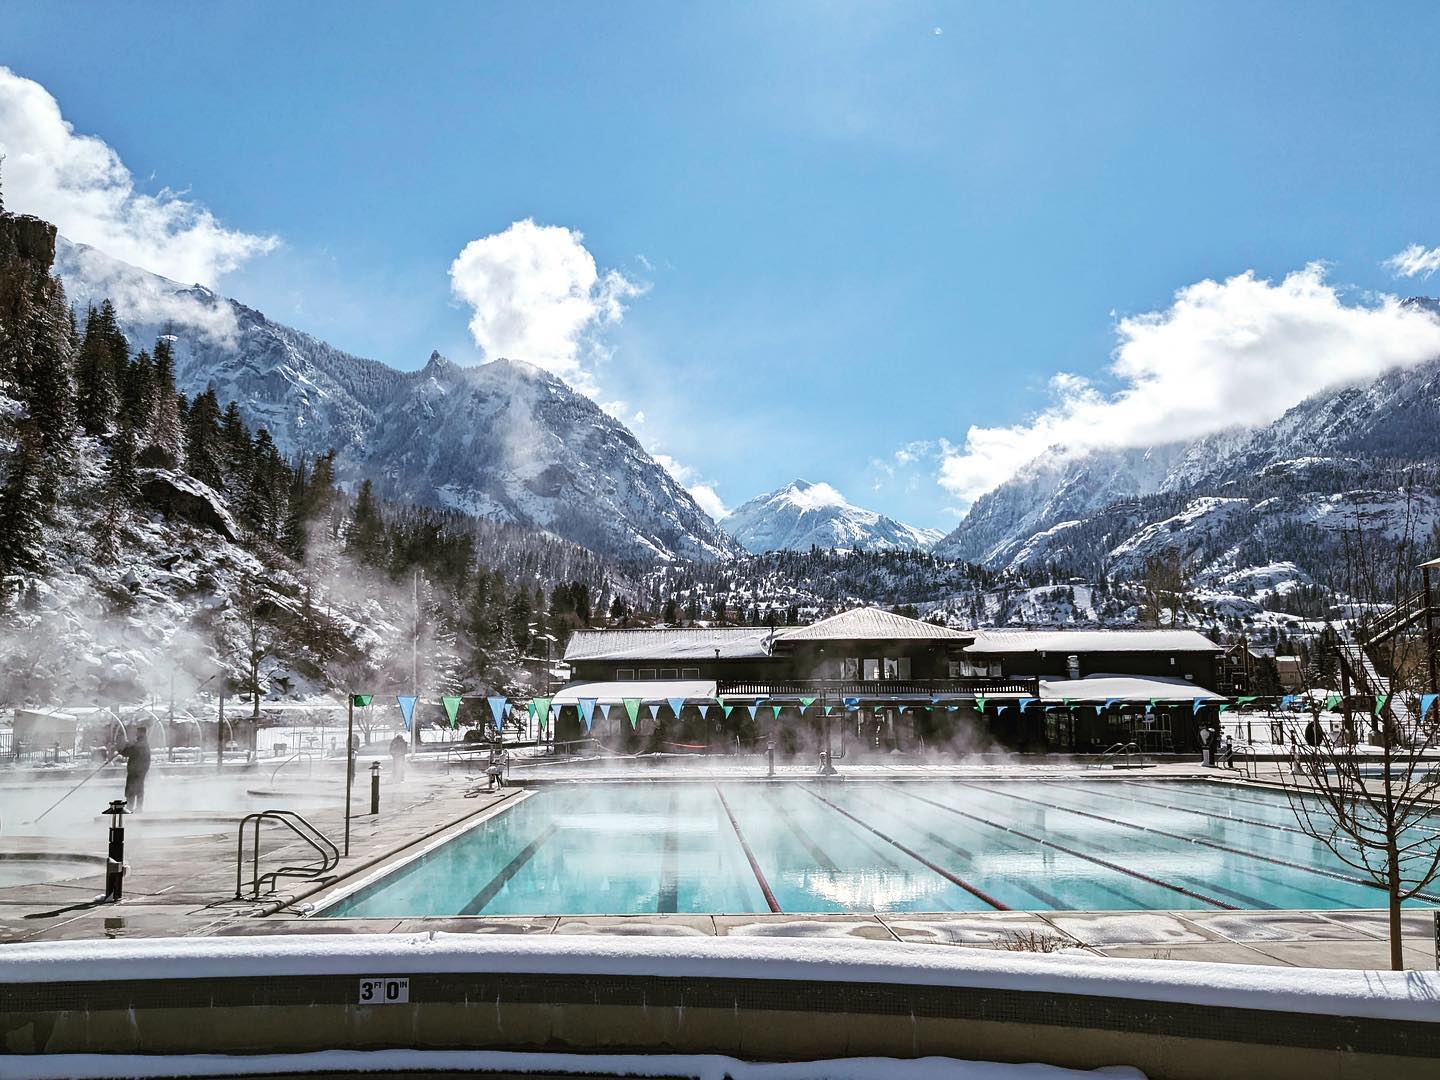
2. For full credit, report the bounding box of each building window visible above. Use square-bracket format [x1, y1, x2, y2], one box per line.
[681, 667, 700, 679]
[617, 669, 635, 681]
[842, 657, 860, 680]
[639, 668, 657, 680]
[659, 668, 678, 679]
[863, 658, 880, 681]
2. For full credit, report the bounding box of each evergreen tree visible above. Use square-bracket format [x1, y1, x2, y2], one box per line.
[184, 388, 224, 490]
[146, 335, 185, 466]
[74, 305, 119, 436]
[0, 435, 45, 606]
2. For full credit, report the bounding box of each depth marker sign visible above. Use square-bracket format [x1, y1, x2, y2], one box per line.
[358, 977, 410, 1004]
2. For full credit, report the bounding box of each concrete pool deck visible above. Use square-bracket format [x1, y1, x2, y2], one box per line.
[2, 758, 1437, 972]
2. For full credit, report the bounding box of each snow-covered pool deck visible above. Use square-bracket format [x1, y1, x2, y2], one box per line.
[3, 933, 1438, 1079]
[2, 759, 1437, 971]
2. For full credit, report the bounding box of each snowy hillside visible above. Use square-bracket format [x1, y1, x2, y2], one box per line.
[54, 239, 739, 563]
[722, 480, 942, 553]
[934, 319, 1440, 601]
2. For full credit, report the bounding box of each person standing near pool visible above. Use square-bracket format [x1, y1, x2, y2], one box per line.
[117, 725, 152, 812]
[1199, 724, 1214, 767]
[389, 732, 407, 782]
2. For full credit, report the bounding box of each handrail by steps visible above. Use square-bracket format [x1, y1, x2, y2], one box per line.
[235, 810, 339, 900]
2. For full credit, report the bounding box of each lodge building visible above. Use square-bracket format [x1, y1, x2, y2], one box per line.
[555, 608, 1225, 754]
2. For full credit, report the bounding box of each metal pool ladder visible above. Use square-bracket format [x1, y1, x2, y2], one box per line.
[235, 810, 340, 900]
[1091, 741, 1142, 769]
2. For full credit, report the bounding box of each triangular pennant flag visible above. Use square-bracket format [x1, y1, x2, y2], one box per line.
[441, 695, 462, 728]
[623, 698, 642, 729]
[351, 693, 373, 708]
[578, 698, 597, 733]
[667, 696, 686, 719]
[1218, 704, 1231, 715]
[1236, 696, 1257, 706]
[771, 704, 783, 720]
[975, 695, 986, 713]
[946, 705, 959, 712]
[1325, 693, 1343, 711]
[825, 705, 836, 716]
[597, 702, 611, 724]
[722, 704, 734, 719]
[1280, 695, 1296, 708]
[747, 704, 760, 721]
[1192, 699, 1205, 715]
[396, 695, 417, 731]
[487, 696, 508, 732]
[1423, 694, 1439, 721]
[1375, 694, 1389, 716]
[1018, 697, 1036, 712]
[1095, 705, 1105, 717]
[1145, 699, 1156, 715]
[532, 697, 552, 731]
[799, 696, 816, 710]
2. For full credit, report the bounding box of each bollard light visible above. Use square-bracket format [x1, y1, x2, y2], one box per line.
[103, 799, 128, 902]
[370, 761, 381, 816]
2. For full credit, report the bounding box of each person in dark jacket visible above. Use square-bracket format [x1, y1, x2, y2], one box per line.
[389, 733, 407, 782]
[118, 726, 152, 812]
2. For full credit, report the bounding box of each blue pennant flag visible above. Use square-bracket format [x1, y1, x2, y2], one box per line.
[1280, 694, 1296, 708]
[1095, 705, 1105, 716]
[596, 702, 611, 725]
[1018, 697, 1037, 712]
[667, 696, 686, 719]
[1192, 699, 1205, 715]
[1422, 694, 1440, 721]
[578, 698, 597, 733]
[487, 696, 508, 731]
[396, 695, 417, 731]
[843, 696, 861, 712]
[946, 705, 959, 712]
[1103, 698, 1120, 711]
[747, 704, 760, 721]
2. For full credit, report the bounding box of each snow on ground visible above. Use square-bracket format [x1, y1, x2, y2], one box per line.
[4, 934, 1437, 1022]
[3, 1050, 1147, 1080]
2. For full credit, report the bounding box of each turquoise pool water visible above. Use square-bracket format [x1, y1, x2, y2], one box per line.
[324, 780, 1437, 917]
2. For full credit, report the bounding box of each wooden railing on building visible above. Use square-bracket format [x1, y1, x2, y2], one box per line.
[714, 677, 1039, 699]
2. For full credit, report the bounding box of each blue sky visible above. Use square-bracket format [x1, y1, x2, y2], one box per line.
[6, 2, 1440, 529]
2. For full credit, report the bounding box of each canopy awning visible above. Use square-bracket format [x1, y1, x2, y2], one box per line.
[552, 679, 718, 705]
[1037, 674, 1226, 703]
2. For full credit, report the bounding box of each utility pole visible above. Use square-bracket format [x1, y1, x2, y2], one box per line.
[412, 569, 420, 753]
[344, 694, 355, 857]
[217, 684, 225, 773]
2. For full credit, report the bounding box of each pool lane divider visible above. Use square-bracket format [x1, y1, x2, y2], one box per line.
[1123, 779, 1440, 835]
[658, 789, 680, 914]
[714, 786, 782, 913]
[968, 782, 1440, 906]
[1058, 780, 1318, 838]
[459, 822, 557, 916]
[890, 787, 1237, 911]
[803, 788, 1009, 910]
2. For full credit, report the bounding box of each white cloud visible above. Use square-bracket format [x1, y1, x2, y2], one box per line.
[939, 263, 1440, 505]
[653, 453, 729, 521]
[58, 242, 241, 346]
[0, 66, 277, 285]
[449, 218, 644, 394]
[1385, 243, 1440, 280]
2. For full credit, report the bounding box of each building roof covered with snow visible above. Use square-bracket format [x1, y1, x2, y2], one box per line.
[776, 607, 969, 643]
[1036, 674, 1226, 702]
[564, 626, 777, 663]
[968, 628, 1221, 655]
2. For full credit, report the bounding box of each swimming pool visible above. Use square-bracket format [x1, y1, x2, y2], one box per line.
[322, 779, 1438, 917]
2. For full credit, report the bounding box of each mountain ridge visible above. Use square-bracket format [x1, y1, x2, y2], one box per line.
[722, 478, 943, 553]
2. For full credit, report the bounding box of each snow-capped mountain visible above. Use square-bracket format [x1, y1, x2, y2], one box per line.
[933, 312, 1440, 603]
[54, 238, 739, 562]
[722, 479, 943, 553]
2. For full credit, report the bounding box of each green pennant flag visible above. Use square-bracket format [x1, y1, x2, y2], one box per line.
[771, 704, 783, 720]
[824, 705, 835, 716]
[975, 695, 986, 713]
[1325, 693, 1343, 711]
[722, 704, 734, 719]
[1375, 694, 1389, 716]
[799, 696, 816, 710]
[441, 695, 462, 728]
[1218, 704, 1231, 715]
[531, 697, 552, 732]
[623, 698, 642, 729]
[350, 693, 372, 708]
[1236, 696, 1257, 706]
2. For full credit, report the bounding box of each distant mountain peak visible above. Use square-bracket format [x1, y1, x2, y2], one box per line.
[723, 480, 942, 553]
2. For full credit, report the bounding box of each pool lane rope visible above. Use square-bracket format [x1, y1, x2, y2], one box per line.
[714, 787, 782, 913]
[889, 787, 1237, 911]
[803, 788, 1010, 911]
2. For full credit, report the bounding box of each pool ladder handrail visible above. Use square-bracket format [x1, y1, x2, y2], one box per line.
[269, 748, 316, 785]
[1231, 741, 1259, 779]
[1092, 741, 1141, 769]
[235, 809, 340, 901]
